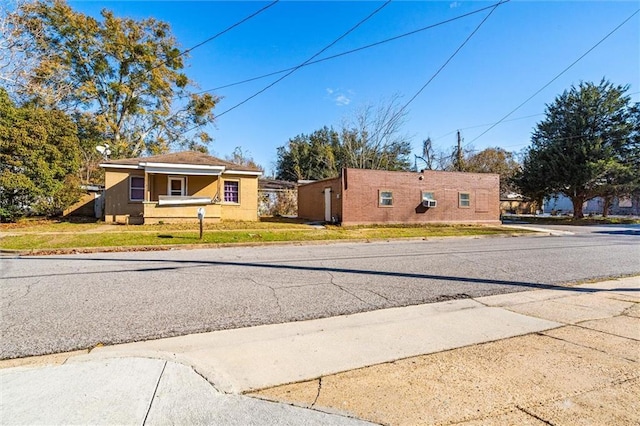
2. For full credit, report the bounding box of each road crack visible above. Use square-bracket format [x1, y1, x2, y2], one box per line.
[326, 271, 373, 307]
[5, 280, 38, 309]
[247, 278, 283, 316]
[310, 377, 322, 408]
[515, 405, 554, 425]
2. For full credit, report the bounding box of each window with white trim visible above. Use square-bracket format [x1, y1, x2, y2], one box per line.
[379, 190, 393, 207]
[168, 176, 186, 196]
[224, 180, 239, 203]
[130, 176, 144, 201]
[459, 192, 470, 208]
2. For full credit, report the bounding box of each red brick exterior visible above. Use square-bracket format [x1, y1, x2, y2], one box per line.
[297, 177, 342, 222]
[297, 168, 500, 225]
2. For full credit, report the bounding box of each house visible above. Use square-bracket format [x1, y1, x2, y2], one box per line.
[63, 185, 105, 219]
[258, 178, 297, 216]
[500, 192, 537, 215]
[297, 168, 500, 225]
[100, 151, 262, 224]
[544, 193, 640, 216]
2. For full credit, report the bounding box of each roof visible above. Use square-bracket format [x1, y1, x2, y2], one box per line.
[259, 178, 297, 190]
[100, 151, 261, 173]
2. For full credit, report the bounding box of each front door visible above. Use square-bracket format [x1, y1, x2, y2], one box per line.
[324, 188, 331, 222]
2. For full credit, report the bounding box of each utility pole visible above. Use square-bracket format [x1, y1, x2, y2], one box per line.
[455, 130, 463, 171]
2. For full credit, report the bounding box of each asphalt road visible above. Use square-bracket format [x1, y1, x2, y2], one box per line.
[1, 225, 639, 359]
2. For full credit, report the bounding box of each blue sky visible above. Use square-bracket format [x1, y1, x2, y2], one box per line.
[70, 1, 640, 174]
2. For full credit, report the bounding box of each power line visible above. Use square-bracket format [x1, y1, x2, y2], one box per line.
[178, 1, 279, 60]
[398, 0, 509, 116]
[214, 0, 392, 119]
[435, 91, 639, 144]
[433, 112, 544, 141]
[150, 0, 279, 74]
[370, 0, 508, 146]
[189, 1, 507, 96]
[465, 7, 640, 147]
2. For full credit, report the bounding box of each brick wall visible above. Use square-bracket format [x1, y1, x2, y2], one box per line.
[297, 169, 500, 225]
[297, 177, 342, 222]
[341, 168, 500, 225]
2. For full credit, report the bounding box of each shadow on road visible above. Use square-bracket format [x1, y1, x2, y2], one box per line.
[4, 255, 637, 295]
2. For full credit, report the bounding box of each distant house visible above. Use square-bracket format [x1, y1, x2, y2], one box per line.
[500, 192, 537, 215]
[100, 151, 262, 224]
[63, 185, 105, 219]
[297, 168, 500, 225]
[544, 194, 640, 216]
[258, 178, 297, 216]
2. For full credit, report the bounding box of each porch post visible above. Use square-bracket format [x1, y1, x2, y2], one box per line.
[144, 171, 150, 202]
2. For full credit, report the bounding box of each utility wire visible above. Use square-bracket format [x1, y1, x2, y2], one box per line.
[435, 90, 639, 144]
[398, 0, 508, 116]
[179, 1, 279, 59]
[434, 114, 544, 141]
[149, 0, 279, 73]
[371, 0, 508, 146]
[214, 0, 392, 119]
[189, 1, 506, 96]
[465, 7, 640, 147]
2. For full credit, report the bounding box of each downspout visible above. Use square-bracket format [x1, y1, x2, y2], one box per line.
[341, 168, 347, 224]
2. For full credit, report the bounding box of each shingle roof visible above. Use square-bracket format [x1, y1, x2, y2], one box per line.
[101, 151, 261, 172]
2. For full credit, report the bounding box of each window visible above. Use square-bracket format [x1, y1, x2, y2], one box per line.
[619, 197, 632, 208]
[379, 190, 393, 207]
[422, 191, 435, 201]
[224, 181, 239, 203]
[459, 192, 470, 208]
[168, 176, 186, 196]
[130, 176, 144, 201]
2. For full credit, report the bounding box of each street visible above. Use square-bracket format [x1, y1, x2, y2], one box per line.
[1, 226, 639, 359]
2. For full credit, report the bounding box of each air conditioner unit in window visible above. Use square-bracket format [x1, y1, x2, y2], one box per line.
[422, 199, 437, 208]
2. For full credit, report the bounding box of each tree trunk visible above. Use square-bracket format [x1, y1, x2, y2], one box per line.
[601, 196, 612, 218]
[571, 196, 585, 219]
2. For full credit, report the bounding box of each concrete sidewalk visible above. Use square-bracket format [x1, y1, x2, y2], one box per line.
[1, 276, 638, 425]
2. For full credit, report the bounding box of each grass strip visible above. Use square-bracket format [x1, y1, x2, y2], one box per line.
[0, 226, 523, 251]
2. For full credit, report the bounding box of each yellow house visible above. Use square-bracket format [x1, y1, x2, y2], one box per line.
[100, 151, 262, 224]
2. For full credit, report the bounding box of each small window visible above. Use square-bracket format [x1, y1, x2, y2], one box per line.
[422, 191, 435, 201]
[459, 192, 470, 208]
[224, 181, 239, 203]
[379, 190, 393, 207]
[130, 176, 144, 201]
[168, 176, 186, 196]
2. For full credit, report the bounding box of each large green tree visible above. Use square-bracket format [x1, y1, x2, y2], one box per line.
[0, 89, 82, 221]
[463, 147, 520, 195]
[515, 80, 637, 218]
[6, 0, 217, 158]
[276, 127, 339, 181]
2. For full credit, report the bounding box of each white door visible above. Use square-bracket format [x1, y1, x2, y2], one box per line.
[324, 188, 331, 222]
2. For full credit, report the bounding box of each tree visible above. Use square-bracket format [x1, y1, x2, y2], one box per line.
[276, 96, 412, 181]
[0, 89, 82, 221]
[336, 95, 412, 171]
[225, 146, 263, 171]
[275, 127, 339, 181]
[463, 147, 520, 195]
[7, 0, 218, 158]
[515, 80, 636, 219]
[414, 137, 450, 171]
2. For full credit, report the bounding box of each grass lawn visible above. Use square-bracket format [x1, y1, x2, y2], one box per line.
[0, 218, 527, 252]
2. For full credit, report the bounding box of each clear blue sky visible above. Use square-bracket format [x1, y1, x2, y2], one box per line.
[70, 0, 640, 174]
